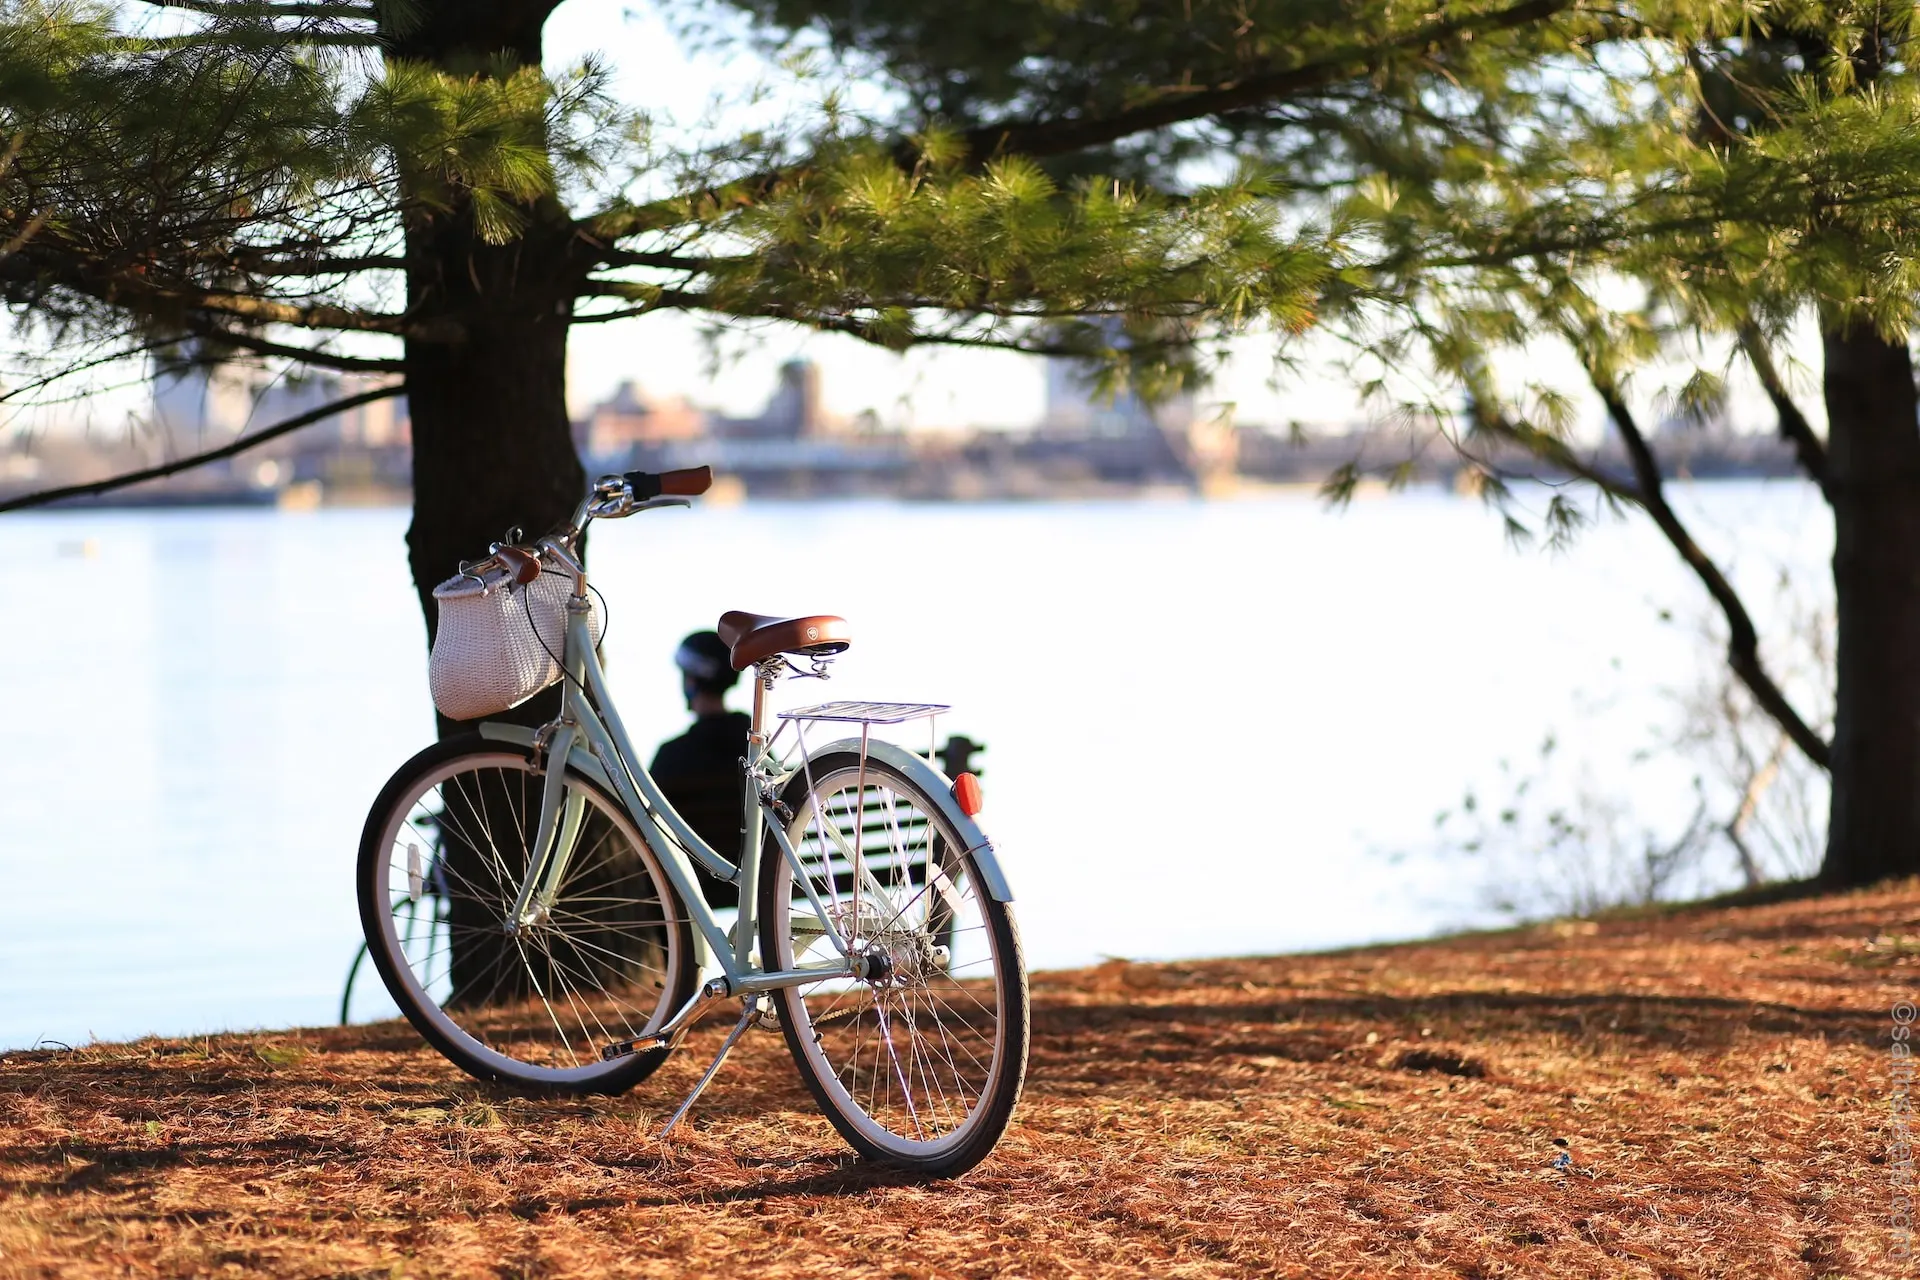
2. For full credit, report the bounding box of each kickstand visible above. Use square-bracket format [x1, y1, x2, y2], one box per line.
[657, 1000, 758, 1141]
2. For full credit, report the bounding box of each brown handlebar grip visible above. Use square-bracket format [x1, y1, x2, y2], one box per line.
[658, 466, 713, 496]
[495, 545, 541, 585]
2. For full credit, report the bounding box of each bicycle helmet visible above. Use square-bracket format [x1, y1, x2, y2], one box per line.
[674, 630, 740, 694]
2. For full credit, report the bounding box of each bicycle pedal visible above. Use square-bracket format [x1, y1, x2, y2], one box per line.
[600, 1035, 661, 1061]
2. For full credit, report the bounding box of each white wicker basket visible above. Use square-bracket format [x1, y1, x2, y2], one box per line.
[428, 558, 601, 721]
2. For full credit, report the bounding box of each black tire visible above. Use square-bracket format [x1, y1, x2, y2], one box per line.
[357, 734, 699, 1094]
[758, 750, 1029, 1176]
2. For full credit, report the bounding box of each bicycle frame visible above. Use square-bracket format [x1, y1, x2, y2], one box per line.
[447, 485, 1014, 1076]
[499, 594, 868, 1007]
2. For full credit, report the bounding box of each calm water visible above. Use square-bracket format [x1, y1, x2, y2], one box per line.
[0, 484, 1830, 1049]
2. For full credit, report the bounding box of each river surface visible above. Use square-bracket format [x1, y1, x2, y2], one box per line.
[0, 483, 1831, 1049]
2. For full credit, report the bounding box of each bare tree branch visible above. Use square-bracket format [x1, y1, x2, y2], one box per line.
[0, 335, 183, 405]
[1736, 320, 1830, 498]
[1725, 730, 1787, 888]
[1586, 368, 1833, 771]
[0, 250, 439, 340]
[0, 212, 48, 263]
[136, 29, 382, 49]
[184, 289, 420, 334]
[0, 382, 404, 514]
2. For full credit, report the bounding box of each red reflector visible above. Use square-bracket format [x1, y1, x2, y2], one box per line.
[952, 772, 984, 816]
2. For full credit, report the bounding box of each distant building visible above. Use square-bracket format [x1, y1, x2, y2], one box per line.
[596, 360, 914, 494]
[148, 362, 410, 491]
[152, 365, 405, 448]
[1041, 355, 1195, 437]
[715, 359, 834, 440]
[765, 359, 824, 437]
[576, 380, 706, 463]
[152, 364, 255, 441]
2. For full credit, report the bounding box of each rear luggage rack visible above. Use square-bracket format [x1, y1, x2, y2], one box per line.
[778, 701, 950, 725]
[771, 701, 956, 779]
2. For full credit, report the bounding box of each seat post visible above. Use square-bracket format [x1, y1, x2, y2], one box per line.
[738, 659, 781, 970]
[749, 661, 775, 744]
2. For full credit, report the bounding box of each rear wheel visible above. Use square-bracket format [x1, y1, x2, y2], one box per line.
[357, 735, 699, 1093]
[758, 750, 1028, 1175]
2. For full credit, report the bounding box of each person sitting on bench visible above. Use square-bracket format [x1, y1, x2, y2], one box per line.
[651, 630, 750, 908]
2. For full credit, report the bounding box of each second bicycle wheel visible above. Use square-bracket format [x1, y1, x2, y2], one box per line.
[357, 734, 699, 1093]
[758, 750, 1028, 1175]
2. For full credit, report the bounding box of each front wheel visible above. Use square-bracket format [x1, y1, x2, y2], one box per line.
[357, 734, 700, 1094]
[758, 750, 1028, 1176]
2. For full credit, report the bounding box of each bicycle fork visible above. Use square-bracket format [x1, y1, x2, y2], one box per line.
[505, 722, 586, 932]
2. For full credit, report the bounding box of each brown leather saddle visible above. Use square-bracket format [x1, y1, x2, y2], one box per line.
[717, 610, 852, 670]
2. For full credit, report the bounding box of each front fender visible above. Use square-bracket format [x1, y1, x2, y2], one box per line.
[811, 736, 1015, 903]
[475, 721, 620, 796]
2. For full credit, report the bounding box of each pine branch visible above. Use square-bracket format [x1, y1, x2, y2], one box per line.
[1736, 321, 1830, 499]
[0, 382, 404, 515]
[567, 291, 1109, 356]
[235, 254, 407, 277]
[182, 320, 405, 373]
[1472, 411, 1638, 503]
[582, 0, 1590, 250]
[133, 1, 378, 19]
[186, 289, 421, 335]
[950, 0, 1581, 164]
[593, 248, 729, 273]
[1586, 367, 1833, 772]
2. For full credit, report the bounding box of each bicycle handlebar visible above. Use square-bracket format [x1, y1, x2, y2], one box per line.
[556, 465, 714, 580]
[624, 466, 712, 500]
[455, 466, 715, 599]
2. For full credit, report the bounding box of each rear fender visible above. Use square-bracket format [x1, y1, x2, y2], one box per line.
[809, 736, 1014, 903]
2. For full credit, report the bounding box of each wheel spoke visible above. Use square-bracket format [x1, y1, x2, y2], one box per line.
[364, 747, 691, 1083]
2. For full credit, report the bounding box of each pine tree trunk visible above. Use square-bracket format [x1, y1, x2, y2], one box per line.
[402, 217, 583, 738]
[1820, 326, 1920, 885]
[386, 1, 583, 738]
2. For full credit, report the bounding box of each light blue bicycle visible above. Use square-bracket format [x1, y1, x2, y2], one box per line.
[356, 466, 1028, 1175]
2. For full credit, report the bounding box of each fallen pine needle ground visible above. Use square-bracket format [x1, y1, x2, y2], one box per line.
[1, 882, 1912, 1278]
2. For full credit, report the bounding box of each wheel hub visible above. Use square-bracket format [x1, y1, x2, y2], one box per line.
[853, 930, 944, 988]
[855, 948, 896, 985]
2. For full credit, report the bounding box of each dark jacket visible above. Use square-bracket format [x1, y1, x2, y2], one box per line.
[650, 711, 750, 908]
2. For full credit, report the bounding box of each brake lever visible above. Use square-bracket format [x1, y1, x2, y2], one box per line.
[582, 493, 691, 521]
